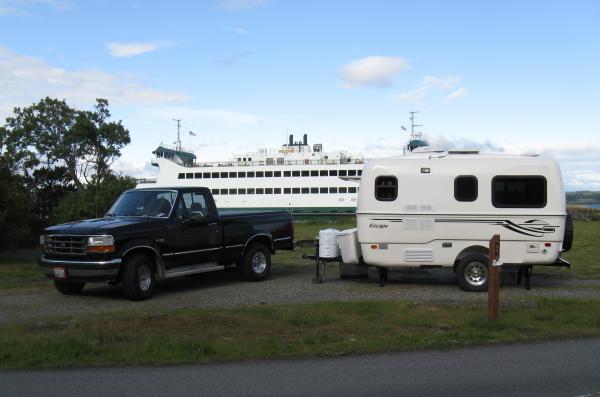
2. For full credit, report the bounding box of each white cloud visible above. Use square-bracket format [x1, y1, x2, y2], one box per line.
[106, 41, 170, 58]
[0, 0, 69, 16]
[339, 56, 408, 88]
[394, 75, 461, 103]
[447, 87, 468, 101]
[150, 106, 266, 125]
[0, 46, 189, 119]
[225, 26, 248, 35]
[216, 0, 267, 11]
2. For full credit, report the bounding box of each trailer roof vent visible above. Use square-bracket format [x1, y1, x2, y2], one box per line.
[448, 149, 480, 155]
[521, 153, 540, 157]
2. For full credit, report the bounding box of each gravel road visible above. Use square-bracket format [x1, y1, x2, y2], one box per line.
[2, 259, 598, 324]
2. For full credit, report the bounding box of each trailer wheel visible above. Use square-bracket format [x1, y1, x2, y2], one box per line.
[241, 243, 271, 281]
[122, 253, 155, 301]
[456, 253, 489, 292]
[54, 280, 85, 295]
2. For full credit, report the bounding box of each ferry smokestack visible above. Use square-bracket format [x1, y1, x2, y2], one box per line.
[289, 134, 293, 146]
[303, 134, 307, 145]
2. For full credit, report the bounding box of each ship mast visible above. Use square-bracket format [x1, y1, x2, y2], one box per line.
[409, 111, 422, 143]
[173, 118, 182, 151]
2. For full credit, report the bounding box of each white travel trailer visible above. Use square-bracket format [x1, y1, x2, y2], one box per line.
[350, 150, 572, 291]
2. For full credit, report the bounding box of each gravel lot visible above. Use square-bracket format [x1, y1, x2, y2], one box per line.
[1, 256, 599, 324]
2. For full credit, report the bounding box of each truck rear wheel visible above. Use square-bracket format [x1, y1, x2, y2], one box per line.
[456, 253, 489, 292]
[241, 243, 271, 281]
[122, 253, 155, 301]
[54, 280, 85, 295]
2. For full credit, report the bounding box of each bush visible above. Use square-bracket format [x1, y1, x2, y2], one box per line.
[567, 206, 600, 222]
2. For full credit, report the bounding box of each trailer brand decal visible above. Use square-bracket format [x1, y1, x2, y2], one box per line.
[434, 219, 557, 237]
[370, 223, 389, 229]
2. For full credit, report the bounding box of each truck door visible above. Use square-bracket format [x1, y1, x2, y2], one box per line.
[169, 191, 222, 267]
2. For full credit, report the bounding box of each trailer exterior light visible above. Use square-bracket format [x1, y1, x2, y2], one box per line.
[371, 244, 378, 249]
[87, 235, 115, 253]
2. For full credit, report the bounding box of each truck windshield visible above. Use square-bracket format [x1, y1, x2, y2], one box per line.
[106, 190, 177, 218]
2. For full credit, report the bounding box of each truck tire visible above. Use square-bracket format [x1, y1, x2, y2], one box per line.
[121, 253, 155, 301]
[54, 280, 85, 295]
[241, 243, 271, 281]
[563, 214, 573, 252]
[456, 253, 489, 292]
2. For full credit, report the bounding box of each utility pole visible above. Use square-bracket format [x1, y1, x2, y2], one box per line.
[173, 118, 182, 151]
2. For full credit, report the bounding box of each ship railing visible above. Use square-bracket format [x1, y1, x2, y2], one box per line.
[136, 178, 157, 184]
[190, 159, 365, 167]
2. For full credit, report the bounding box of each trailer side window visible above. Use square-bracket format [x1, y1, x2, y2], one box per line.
[375, 176, 397, 201]
[455, 176, 478, 202]
[492, 176, 547, 208]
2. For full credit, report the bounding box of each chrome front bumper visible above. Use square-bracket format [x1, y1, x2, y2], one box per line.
[38, 256, 122, 282]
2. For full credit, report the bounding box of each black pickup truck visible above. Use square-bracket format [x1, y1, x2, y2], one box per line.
[38, 187, 294, 300]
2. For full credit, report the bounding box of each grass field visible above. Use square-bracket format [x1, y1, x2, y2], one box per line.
[1, 298, 600, 369]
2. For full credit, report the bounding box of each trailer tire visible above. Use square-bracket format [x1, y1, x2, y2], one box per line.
[121, 253, 155, 301]
[54, 280, 85, 295]
[456, 253, 489, 292]
[241, 243, 271, 282]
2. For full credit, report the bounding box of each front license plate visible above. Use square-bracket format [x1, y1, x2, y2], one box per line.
[53, 267, 67, 279]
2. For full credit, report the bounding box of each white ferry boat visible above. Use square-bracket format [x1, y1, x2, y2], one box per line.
[137, 134, 365, 213]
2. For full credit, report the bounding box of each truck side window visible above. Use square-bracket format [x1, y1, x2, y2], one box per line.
[178, 191, 211, 221]
[492, 176, 547, 208]
[375, 176, 397, 201]
[455, 175, 478, 202]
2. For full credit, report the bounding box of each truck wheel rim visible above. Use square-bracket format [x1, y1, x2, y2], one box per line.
[138, 264, 152, 291]
[465, 261, 487, 286]
[251, 252, 267, 274]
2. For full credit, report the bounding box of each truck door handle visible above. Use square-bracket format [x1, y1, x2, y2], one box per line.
[208, 222, 217, 226]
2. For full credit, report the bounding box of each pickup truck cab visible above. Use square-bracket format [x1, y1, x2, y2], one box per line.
[38, 187, 294, 300]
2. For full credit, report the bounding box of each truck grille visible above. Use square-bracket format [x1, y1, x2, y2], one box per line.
[45, 235, 86, 256]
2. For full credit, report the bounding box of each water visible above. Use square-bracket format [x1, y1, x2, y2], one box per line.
[587, 204, 600, 209]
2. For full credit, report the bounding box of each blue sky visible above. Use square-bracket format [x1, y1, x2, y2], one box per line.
[1, 0, 599, 190]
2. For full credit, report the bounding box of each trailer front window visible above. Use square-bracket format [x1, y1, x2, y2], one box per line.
[375, 176, 397, 201]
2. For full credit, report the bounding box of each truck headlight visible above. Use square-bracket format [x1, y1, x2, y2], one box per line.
[86, 235, 115, 253]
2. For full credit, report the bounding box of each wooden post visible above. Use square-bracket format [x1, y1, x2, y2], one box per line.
[488, 234, 501, 320]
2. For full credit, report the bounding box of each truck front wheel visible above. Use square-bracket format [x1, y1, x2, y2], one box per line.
[241, 243, 271, 281]
[122, 253, 156, 300]
[54, 280, 85, 295]
[456, 253, 489, 292]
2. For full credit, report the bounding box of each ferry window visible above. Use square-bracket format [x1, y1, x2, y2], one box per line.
[320, 170, 328, 176]
[348, 170, 356, 176]
[220, 189, 228, 195]
[358, 170, 363, 176]
[311, 170, 318, 176]
[375, 176, 397, 201]
[320, 187, 328, 194]
[256, 171, 264, 177]
[229, 172, 237, 178]
[186, 173, 193, 179]
[265, 171, 273, 177]
[247, 188, 255, 194]
[266, 188, 273, 194]
[195, 173, 202, 178]
[284, 171, 291, 177]
[301, 170, 309, 177]
[274, 188, 282, 194]
[329, 187, 338, 193]
[292, 187, 300, 194]
[256, 188, 264, 194]
[492, 176, 547, 208]
[212, 189, 219, 195]
[349, 187, 357, 193]
[455, 176, 478, 202]
[266, 158, 274, 165]
[339, 187, 347, 193]
[238, 188, 246, 195]
[292, 171, 300, 177]
[238, 158, 242, 162]
[329, 170, 338, 176]
[248, 158, 252, 161]
[238, 172, 246, 178]
[247, 171, 255, 178]
[339, 170, 347, 177]
[284, 188, 291, 194]
[178, 173, 185, 179]
[311, 187, 319, 194]
[212, 172, 219, 178]
[274, 171, 281, 177]
[301, 187, 309, 194]
[221, 172, 228, 178]
[203, 173, 211, 178]
[229, 188, 237, 195]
